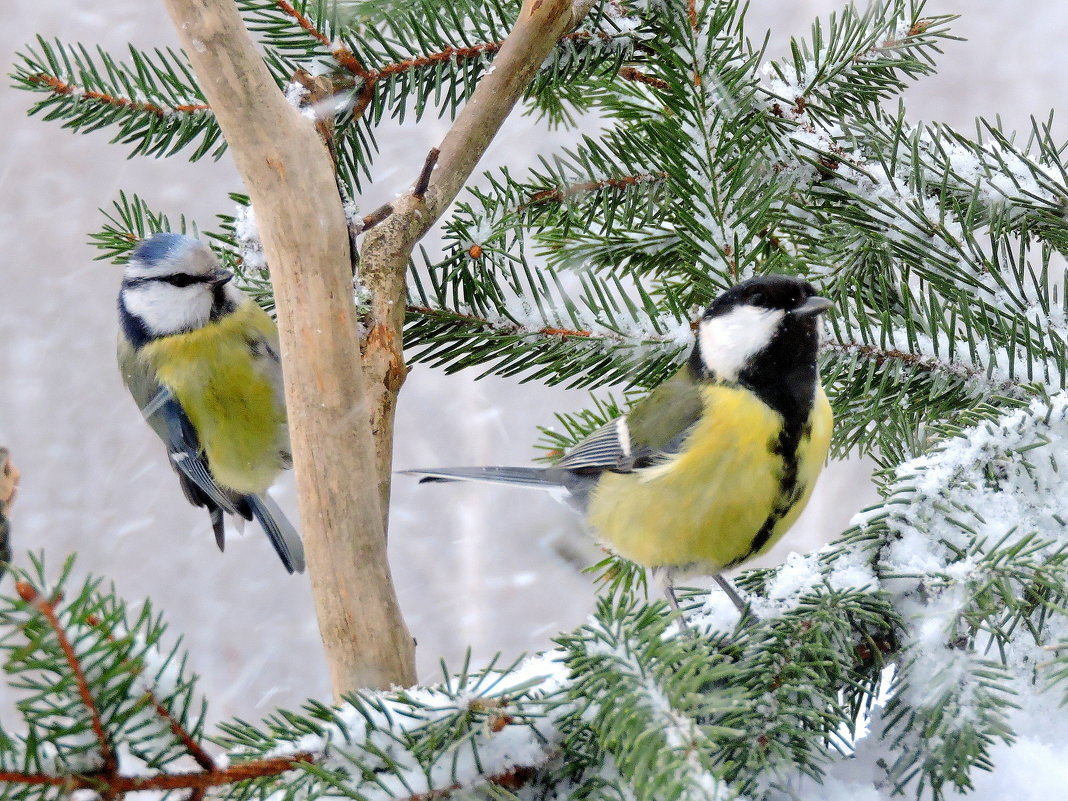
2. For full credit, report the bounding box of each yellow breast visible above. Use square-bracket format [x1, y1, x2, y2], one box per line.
[138, 303, 287, 495]
[586, 384, 832, 572]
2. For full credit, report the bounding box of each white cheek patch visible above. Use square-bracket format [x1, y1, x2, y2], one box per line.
[698, 305, 785, 381]
[123, 282, 214, 337]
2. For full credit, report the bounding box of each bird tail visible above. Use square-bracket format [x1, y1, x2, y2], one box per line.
[401, 466, 560, 489]
[247, 493, 306, 574]
[210, 507, 226, 552]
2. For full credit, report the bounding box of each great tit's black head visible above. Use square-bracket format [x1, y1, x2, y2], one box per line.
[692, 275, 831, 382]
[119, 233, 238, 345]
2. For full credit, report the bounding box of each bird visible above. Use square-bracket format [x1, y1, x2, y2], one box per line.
[403, 274, 833, 611]
[0, 447, 17, 576]
[117, 232, 305, 573]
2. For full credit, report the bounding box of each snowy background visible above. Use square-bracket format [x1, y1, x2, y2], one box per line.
[2, 0, 1066, 763]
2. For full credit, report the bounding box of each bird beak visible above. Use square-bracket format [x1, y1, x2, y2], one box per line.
[210, 269, 234, 287]
[792, 296, 833, 317]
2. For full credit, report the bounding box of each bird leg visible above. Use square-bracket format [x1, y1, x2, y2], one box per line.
[712, 573, 747, 614]
[658, 568, 691, 630]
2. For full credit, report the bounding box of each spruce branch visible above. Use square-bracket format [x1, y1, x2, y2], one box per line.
[0, 560, 316, 797]
[162, 0, 415, 693]
[268, 0, 371, 77]
[12, 36, 221, 160]
[15, 581, 118, 782]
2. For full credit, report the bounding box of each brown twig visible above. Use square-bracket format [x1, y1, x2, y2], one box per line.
[273, 0, 369, 77]
[408, 304, 1005, 387]
[412, 148, 440, 200]
[0, 754, 314, 792]
[15, 581, 118, 779]
[360, 203, 396, 233]
[521, 171, 667, 209]
[824, 340, 1007, 385]
[618, 66, 669, 90]
[27, 74, 210, 116]
[356, 149, 440, 234]
[357, 0, 598, 542]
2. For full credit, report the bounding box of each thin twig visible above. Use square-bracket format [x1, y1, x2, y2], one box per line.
[0, 754, 314, 792]
[273, 0, 369, 77]
[360, 203, 396, 233]
[27, 74, 210, 115]
[520, 171, 667, 209]
[413, 148, 440, 200]
[15, 581, 117, 778]
[618, 66, 669, 90]
[825, 340, 1015, 387]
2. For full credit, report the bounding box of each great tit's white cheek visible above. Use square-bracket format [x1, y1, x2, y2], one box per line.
[122, 282, 214, 336]
[698, 305, 784, 380]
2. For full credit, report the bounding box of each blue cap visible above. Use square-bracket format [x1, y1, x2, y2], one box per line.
[132, 232, 192, 264]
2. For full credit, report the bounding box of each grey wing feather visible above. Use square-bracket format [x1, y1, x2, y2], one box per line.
[555, 419, 634, 472]
[144, 388, 239, 515]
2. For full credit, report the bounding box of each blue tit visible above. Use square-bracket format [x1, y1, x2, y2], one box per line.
[404, 275, 833, 608]
[117, 233, 304, 573]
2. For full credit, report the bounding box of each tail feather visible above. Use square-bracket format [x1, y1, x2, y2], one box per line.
[247, 493, 306, 574]
[401, 466, 560, 489]
[210, 508, 226, 552]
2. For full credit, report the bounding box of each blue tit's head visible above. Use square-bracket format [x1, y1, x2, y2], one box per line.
[692, 275, 831, 382]
[119, 233, 237, 346]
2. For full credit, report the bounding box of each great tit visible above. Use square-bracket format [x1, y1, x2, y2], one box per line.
[404, 275, 833, 608]
[117, 233, 305, 573]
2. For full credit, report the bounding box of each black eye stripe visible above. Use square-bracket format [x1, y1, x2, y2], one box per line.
[124, 273, 208, 288]
[164, 273, 206, 287]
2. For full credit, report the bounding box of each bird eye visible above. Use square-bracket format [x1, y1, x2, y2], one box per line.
[750, 291, 767, 306]
[164, 274, 200, 288]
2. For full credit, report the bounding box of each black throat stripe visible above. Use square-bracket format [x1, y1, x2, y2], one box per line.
[725, 316, 821, 567]
[726, 417, 813, 567]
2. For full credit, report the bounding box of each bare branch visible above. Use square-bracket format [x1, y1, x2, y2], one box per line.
[163, 0, 415, 693]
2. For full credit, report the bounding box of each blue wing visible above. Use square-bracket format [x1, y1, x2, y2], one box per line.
[142, 387, 238, 517]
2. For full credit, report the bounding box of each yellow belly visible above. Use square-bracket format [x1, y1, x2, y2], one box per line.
[586, 384, 832, 572]
[139, 304, 287, 494]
